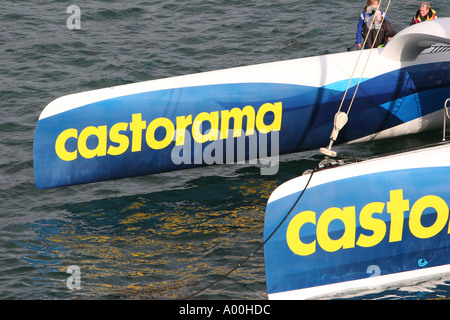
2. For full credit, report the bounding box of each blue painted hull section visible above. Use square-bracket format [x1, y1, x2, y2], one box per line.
[264, 146, 450, 298]
[33, 62, 450, 188]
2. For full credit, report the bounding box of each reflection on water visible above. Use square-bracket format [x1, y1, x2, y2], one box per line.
[28, 174, 277, 299]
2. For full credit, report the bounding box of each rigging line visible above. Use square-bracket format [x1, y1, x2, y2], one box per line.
[183, 166, 318, 300]
[337, 1, 383, 113]
[320, 0, 392, 157]
[337, 0, 391, 114]
[346, 0, 392, 116]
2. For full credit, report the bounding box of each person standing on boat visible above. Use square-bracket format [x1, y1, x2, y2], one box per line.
[363, 7, 395, 49]
[355, 0, 390, 49]
[410, 2, 437, 25]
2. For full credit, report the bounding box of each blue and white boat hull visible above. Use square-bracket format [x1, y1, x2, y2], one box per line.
[264, 142, 450, 299]
[33, 18, 450, 188]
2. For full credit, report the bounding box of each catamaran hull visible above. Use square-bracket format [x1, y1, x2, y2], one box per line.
[264, 143, 450, 299]
[33, 19, 450, 188]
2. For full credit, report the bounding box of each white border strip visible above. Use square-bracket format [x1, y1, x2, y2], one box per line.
[268, 264, 450, 300]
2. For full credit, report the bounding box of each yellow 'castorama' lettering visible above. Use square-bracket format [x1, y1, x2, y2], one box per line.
[54, 102, 282, 161]
[286, 189, 450, 256]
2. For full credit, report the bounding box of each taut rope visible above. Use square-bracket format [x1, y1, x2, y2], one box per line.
[320, 0, 393, 157]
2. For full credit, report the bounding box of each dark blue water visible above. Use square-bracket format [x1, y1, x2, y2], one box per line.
[1, 0, 449, 300]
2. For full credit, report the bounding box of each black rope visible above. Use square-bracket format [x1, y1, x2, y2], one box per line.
[182, 138, 450, 299]
[183, 164, 319, 299]
[183, 138, 448, 298]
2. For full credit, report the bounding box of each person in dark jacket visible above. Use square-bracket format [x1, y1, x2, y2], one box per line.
[363, 7, 396, 49]
[355, 0, 390, 49]
[410, 2, 437, 25]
